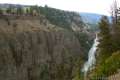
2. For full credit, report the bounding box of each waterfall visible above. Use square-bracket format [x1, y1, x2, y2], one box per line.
[82, 34, 99, 75]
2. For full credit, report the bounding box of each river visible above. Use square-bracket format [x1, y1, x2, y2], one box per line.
[82, 34, 99, 77]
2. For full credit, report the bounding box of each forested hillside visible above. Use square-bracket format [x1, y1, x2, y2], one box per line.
[39, 6, 84, 31]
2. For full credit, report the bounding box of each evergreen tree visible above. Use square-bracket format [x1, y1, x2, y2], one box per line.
[6, 7, 12, 14]
[26, 8, 29, 15]
[16, 7, 24, 15]
[0, 8, 3, 15]
[29, 6, 33, 15]
[112, 24, 120, 51]
[98, 16, 113, 62]
[112, 8, 120, 50]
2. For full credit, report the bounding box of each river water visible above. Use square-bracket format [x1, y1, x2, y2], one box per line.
[82, 34, 99, 76]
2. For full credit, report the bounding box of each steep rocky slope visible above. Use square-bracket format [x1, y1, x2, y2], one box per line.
[0, 4, 94, 80]
[0, 16, 86, 80]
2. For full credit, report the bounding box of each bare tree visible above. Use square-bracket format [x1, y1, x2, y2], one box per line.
[110, 0, 118, 24]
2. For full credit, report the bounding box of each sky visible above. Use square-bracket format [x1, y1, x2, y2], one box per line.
[0, 0, 120, 16]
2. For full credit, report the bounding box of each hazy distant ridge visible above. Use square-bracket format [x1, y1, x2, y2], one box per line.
[80, 12, 111, 24]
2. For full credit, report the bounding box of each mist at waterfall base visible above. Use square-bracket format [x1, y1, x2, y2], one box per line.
[82, 35, 99, 74]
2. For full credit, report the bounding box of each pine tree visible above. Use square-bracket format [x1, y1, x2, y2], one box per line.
[26, 8, 29, 15]
[110, 0, 120, 51]
[29, 6, 33, 15]
[0, 8, 3, 15]
[16, 7, 24, 15]
[113, 8, 120, 50]
[6, 7, 12, 14]
[98, 16, 113, 62]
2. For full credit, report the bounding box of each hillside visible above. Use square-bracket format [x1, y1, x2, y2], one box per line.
[80, 13, 102, 24]
[0, 3, 94, 54]
[80, 13, 102, 32]
[0, 4, 85, 31]
[0, 4, 94, 80]
[0, 17, 84, 80]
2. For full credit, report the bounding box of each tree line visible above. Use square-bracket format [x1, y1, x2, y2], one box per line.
[92, 0, 120, 78]
[0, 5, 41, 16]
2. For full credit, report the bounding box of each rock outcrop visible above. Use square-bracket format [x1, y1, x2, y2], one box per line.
[0, 17, 84, 80]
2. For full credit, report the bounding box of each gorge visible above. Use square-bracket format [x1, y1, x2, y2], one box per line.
[82, 33, 99, 79]
[0, 4, 97, 80]
[0, 1, 120, 80]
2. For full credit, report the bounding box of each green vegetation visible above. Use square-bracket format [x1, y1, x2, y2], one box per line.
[91, 3, 120, 78]
[0, 5, 84, 30]
[16, 7, 24, 15]
[95, 51, 120, 76]
[0, 8, 3, 14]
[39, 6, 84, 30]
[98, 16, 113, 63]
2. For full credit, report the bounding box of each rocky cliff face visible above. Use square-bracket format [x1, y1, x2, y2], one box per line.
[0, 17, 85, 80]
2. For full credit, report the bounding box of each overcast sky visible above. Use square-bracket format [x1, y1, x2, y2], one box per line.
[0, 0, 120, 16]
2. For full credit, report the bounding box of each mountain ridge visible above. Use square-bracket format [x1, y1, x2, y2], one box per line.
[80, 12, 111, 23]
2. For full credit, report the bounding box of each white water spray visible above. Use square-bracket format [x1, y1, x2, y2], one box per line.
[82, 34, 99, 75]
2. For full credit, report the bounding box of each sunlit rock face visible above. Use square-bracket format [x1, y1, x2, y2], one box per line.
[0, 18, 84, 80]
